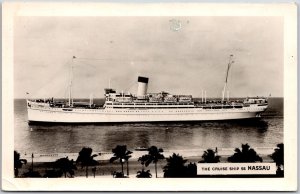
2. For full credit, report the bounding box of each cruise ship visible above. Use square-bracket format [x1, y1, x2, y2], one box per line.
[27, 78, 268, 123]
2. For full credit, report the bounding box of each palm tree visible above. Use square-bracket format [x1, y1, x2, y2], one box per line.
[138, 154, 150, 170]
[31, 153, 34, 172]
[186, 162, 197, 177]
[112, 171, 126, 178]
[22, 170, 42, 177]
[137, 154, 152, 178]
[54, 157, 77, 178]
[43, 169, 63, 178]
[163, 153, 187, 177]
[270, 143, 284, 176]
[76, 147, 99, 178]
[199, 149, 220, 163]
[228, 143, 263, 163]
[270, 143, 284, 166]
[14, 151, 27, 177]
[109, 145, 132, 177]
[19, 152, 42, 178]
[136, 169, 152, 178]
[141, 146, 164, 178]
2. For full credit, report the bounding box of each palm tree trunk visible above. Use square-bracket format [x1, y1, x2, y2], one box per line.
[121, 162, 124, 175]
[86, 166, 88, 178]
[155, 162, 157, 178]
[15, 169, 18, 177]
[31, 153, 34, 172]
[127, 161, 129, 177]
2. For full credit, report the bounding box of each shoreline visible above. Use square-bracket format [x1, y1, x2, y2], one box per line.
[19, 147, 276, 163]
[17, 153, 275, 178]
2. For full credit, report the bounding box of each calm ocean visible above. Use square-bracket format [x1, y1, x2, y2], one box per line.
[14, 98, 283, 155]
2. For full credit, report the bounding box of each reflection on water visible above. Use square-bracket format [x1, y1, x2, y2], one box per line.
[14, 99, 283, 154]
[16, 118, 281, 154]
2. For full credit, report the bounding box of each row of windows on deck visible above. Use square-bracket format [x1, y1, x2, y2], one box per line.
[105, 102, 194, 105]
[38, 106, 264, 114]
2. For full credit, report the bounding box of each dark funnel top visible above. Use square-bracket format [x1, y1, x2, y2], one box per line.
[138, 76, 149, 83]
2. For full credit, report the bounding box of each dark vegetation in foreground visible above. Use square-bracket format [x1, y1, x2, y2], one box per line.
[14, 143, 284, 178]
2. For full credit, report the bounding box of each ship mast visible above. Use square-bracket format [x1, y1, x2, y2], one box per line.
[222, 55, 234, 103]
[69, 56, 75, 107]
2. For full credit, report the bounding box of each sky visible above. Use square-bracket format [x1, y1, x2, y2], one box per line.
[14, 16, 283, 99]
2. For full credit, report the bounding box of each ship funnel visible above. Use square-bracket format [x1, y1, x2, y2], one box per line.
[137, 76, 149, 97]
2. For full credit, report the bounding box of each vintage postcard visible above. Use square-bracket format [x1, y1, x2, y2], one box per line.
[2, 2, 297, 191]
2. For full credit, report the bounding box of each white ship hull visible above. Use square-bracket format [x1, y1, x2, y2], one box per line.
[27, 105, 267, 123]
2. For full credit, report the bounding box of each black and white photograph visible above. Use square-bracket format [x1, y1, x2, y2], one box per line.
[2, 2, 297, 191]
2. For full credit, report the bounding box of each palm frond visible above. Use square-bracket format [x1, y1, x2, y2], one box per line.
[109, 156, 119, 163]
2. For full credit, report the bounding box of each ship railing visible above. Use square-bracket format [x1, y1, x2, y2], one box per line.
[110, 103, 195, 106]
[195, 103, 245, 109]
